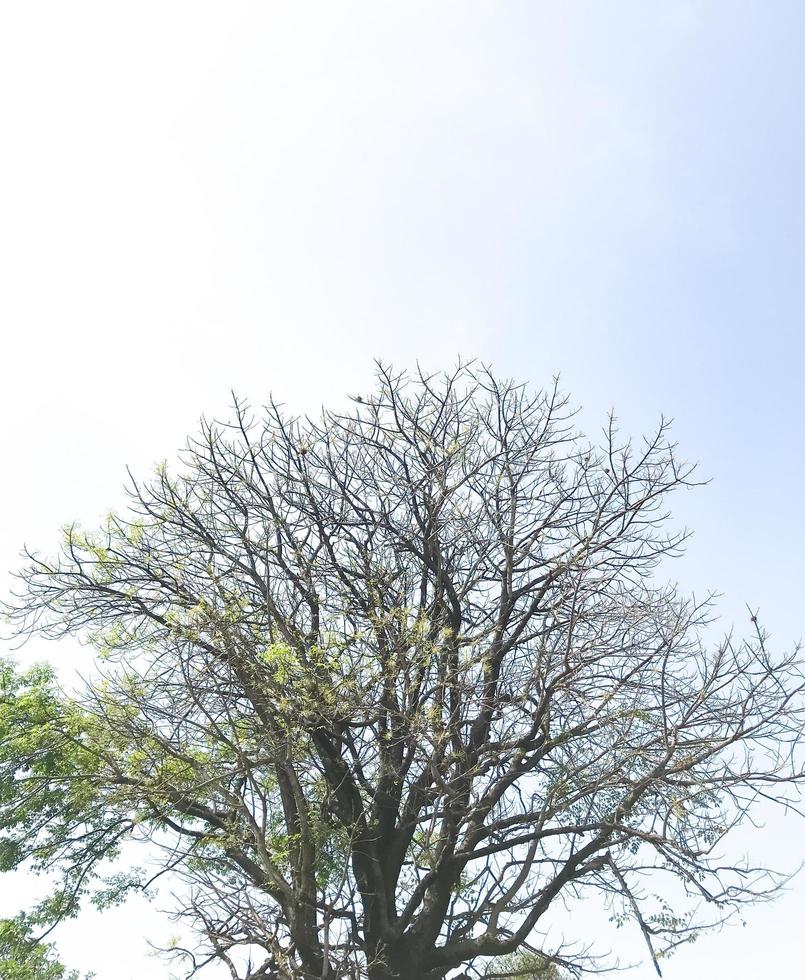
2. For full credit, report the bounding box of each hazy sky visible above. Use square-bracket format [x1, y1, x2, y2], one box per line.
[1, 3, 803, 978]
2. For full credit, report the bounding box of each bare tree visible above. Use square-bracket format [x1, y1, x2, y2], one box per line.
[2, 363, 803, 980]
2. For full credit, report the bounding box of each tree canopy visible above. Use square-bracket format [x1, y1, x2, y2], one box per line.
[2, 364, 803, 980]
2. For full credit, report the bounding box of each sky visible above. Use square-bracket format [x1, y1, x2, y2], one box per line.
[0, 2, 804, 977]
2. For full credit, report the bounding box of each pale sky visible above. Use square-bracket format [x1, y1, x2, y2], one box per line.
[1, 3, 803, 978]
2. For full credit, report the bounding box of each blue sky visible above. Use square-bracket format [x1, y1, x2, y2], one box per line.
[1, 3, 803, 977]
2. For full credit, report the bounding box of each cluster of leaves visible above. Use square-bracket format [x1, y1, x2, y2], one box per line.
[485, 950, 566, 979]
[0, 661, 135, 917]
[0, 916, 85, 980]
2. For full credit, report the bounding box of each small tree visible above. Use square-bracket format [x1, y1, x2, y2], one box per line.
[2, 364, 803, 980]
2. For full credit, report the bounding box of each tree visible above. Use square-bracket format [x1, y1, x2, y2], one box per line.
[2, 364, 803, 980]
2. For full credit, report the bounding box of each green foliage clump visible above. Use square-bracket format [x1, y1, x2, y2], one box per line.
[0, 660, 138, 935]
[0, 917, 84, 980]
[486, 950, 566, 979]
